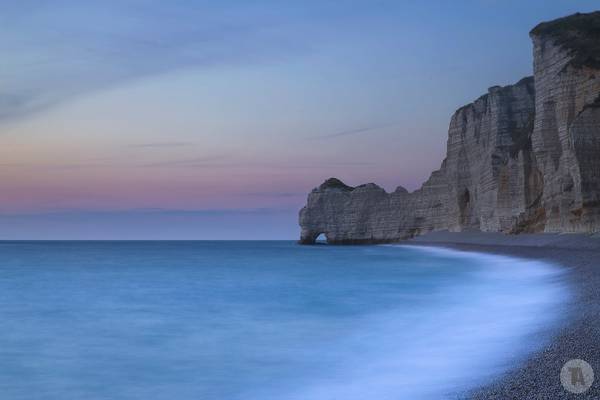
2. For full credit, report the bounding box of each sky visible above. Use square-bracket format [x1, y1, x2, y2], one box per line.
[0, 0, 598, 239]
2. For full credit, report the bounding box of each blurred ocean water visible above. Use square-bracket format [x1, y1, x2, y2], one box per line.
[0, 241, 568, 399]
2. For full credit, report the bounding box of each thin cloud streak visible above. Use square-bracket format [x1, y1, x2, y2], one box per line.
[141, 160, 377, 169]
[0, 1, 315, 122]
[307, 123, 398, 140]
[244, 192, 305, 198]
[0, 158, 375, 170]
[140, 155, 229, 168]
[0, 207, 295, 217]
[127, 142, 195, 149]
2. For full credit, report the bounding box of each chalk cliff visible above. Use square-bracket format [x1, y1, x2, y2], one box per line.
[299, 12, 600, 244]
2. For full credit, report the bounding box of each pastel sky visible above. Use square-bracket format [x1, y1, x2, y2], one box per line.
[1, 0, 598, 239]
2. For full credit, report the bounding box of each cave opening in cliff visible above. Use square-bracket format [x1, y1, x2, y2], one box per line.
[459, 188, 471, 226]
[315, 233, 327, 243]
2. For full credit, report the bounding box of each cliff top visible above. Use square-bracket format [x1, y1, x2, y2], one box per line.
[318, 178, 354, 191]
[454, 76, 534, 117]
[530, 11, 600, 69]
[317, 178, 392, 194]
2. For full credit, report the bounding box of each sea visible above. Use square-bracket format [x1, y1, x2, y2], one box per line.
[0, 241, 569, 400]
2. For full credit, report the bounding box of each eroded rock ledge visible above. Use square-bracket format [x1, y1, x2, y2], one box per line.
[299, 11, 600, 244]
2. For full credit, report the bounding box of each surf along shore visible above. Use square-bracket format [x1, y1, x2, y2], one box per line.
[407, 231, 600, 399]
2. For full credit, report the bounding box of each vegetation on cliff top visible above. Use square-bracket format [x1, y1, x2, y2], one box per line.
[530, 11, 600, 69]
[319, 178, 354, 191]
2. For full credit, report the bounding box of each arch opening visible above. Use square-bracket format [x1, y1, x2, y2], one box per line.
[315, 233, 327, 243]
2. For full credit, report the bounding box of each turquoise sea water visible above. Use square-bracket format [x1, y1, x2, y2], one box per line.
[0, 241, 568, 399]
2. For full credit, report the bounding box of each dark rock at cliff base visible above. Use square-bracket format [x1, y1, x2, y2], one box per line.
[300, 11, 600, 244]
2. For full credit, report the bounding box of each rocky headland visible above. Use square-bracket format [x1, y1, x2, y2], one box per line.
[299, 12, 600, 244]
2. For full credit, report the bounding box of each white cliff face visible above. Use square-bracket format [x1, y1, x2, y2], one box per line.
[299, 79, 536, 244]
[529, 12, 600, 233]
[444, 78, 537, 233]
[300, 12, 600, 244]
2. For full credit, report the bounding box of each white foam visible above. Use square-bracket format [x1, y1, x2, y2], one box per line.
[280, 245, 571, 400]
